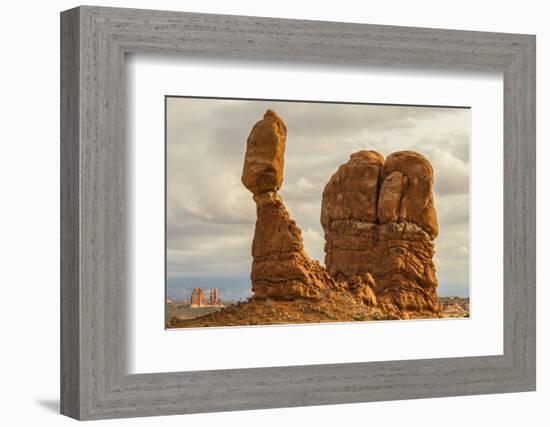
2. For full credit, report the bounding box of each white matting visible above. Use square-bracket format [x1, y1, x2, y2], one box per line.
[126, 54, 503, 374]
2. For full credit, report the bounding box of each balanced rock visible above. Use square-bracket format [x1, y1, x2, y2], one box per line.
[243, 111, 335, 300]
[241, 109, 287, 194]
[172, 113, 443, 328]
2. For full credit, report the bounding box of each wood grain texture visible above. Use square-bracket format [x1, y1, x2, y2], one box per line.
[60, 7, 80, 419]
[60, 5, 536, 420]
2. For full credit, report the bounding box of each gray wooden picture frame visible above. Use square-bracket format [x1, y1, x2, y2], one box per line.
[60, 5, 536, 421]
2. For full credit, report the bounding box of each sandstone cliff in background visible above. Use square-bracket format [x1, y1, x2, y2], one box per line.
[170, 110, 443, 328]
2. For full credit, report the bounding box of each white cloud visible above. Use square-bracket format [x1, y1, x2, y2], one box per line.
[302, 228, 325, 263]
[431, 148, 470, 196]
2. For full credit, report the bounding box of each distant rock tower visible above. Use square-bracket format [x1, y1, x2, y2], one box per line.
[209, 288, 221, 305]
[190, 288, 206, 307]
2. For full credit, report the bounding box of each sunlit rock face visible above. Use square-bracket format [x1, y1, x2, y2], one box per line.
[241, 110, 440, 318]
[320, 150, 384, 226]
[321, 150, 440, 318]
[241, 109, 287, 195]
[242, 110, 335, 300]
[380, 151, 438, 239]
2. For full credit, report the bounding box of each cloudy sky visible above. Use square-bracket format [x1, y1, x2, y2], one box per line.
[166, 97, 470, 301]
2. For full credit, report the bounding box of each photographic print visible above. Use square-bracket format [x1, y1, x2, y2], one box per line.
[165, 97, 470, 329]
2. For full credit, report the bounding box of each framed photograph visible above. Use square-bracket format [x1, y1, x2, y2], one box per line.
[164, 96, 470, 330]
[61, 6, 536, 420]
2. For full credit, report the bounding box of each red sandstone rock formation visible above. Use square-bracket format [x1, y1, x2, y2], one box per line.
[347, 273, 377, 306]
[242, 111, 439, 318]
[209, 288, 222, 306]
[320, 151, 384, 225]
[379, 151, 438, 238]
[242, 110, 336, 300]
[190, 287, 206, 308]
[170, 111, 442, 328]
[321, 150, 440, 318]
[241, 109, 287, 194]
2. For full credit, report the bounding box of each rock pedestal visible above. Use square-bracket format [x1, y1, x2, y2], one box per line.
[243, 110, 335, 300]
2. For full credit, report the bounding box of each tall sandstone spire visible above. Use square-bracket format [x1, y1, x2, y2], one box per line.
[241, 110, 336, 300]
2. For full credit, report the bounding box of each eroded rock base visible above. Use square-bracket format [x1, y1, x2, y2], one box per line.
[250, 192, 335, 300]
